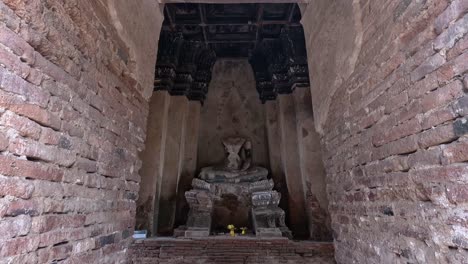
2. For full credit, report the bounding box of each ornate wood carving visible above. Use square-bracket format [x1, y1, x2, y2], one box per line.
[155, 35, 217, 103]
[248, 29, 309, 102]
[155, 4, 309, 103]
[154, 31, 184, 92]
[188, 48, 217, 102]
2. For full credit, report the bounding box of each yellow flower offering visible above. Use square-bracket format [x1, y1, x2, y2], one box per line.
[240, 227, 247, 235]
[227, 224, 236, 237]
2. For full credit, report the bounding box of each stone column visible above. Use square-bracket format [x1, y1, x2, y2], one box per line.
[293, 88, 331, 240]
[277, 94, 309, 238]
[175, 101, 201, 227]
[136, 91, 170, 236]
[264, 101, 289, 213]
[157, 95, 189, 235]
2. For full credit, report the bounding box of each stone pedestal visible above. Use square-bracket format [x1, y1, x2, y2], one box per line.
[179, 173, 291, 238]
[251, 191, 291, 238]
[177, 137, 291, 238]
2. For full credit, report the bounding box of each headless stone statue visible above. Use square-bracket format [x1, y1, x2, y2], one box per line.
[199, 137, 267, 183]
[222, 137, 245, 171]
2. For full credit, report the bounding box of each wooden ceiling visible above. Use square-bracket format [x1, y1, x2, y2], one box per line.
[162, 3, 302, 57]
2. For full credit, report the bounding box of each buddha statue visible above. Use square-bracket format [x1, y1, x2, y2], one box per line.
[198, 137, 268, 183]
[176, 137, 290, 238]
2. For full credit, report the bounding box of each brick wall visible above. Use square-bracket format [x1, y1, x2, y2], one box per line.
[130, 238, 335, 264]
[0, 0, 161, 262]
[302, 0, 468, 263]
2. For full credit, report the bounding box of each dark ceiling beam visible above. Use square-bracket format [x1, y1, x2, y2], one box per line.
[207, 40, 255, 44]
[159, 0, 308, 3]
[164, 6, 176, 31]
[198, 4, 208, 45]
[167, 21, 301, 26]
[254, 4, 264, 48]
[287, 3, 296, 23]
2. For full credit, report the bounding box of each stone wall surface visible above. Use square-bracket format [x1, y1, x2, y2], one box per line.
[130, 238, 335, 264]
[293, 88, 331, 241]
[302, 0, 468, 263]
[197, 59, 269, 170]
[0, 0, 162, 263]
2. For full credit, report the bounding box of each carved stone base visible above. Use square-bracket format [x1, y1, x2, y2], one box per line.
[251, 191, 291, 238]
[279, 227, 293, 239]
[255, 227, 283, 237]
[174, 226, 211, 238]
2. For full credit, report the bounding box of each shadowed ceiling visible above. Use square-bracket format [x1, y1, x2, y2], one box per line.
[155, 3, 309, 103]
[162, 3, 302, 57]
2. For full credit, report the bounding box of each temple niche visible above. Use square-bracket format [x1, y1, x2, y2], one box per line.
[176, 137, 291, 238]
[136, 3, 331, 241]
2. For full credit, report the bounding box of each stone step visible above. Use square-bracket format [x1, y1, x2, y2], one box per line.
[130, 237, 335, 263]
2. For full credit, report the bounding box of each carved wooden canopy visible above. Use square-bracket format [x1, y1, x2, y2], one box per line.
[154, 3, 310, 103]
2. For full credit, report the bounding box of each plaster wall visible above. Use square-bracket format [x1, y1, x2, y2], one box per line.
[197, 59, 269, 170]
[99, 0, 164, 100]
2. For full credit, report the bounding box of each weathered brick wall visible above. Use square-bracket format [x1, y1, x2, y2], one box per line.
[0, 0, 161, 262]
[130, 238, 335, 264]
[303, 0, 467, 263]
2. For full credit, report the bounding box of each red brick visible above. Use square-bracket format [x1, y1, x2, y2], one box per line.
[39, 127, 61, 145]
[0, 2, 20, 32]
[418, 124, 457, 148]
[464, 75, 468, 90]
[73, 238, 96, 254]
[75, 157, 97, 173]
[450, 50, 468, 76]
[0, 0, 152, 262]
[38, 243, 73, 263]
[8, 137, 76, 167]
[0, 67, 48, 107]
[408, 69, 445, 99]
[0, 215, 31, 239]
[373, 118, 422, 146]
[6, 197, 40, 216]
[447, 33, 468, 60]
[8, 104, 61, 130]
[421, 80, 464, 113]
[434, 13, 468, 51]
[0, 131, 8, 151]
[0, 149, 63, 185]
[0, 23, 34, 62]
[392, 99, 422, 125]
[0, 235, 40, 257]
[31, 181, 64, 199]
[38, 228, 87, 248]
[410, 53, 446, 82]
[32, 214, 86, 233]
[0, 88, 28, 108]
[446, 184, 468, 204]
[407, 147, 442, 169]
[434, 0, 468, 34]
[1, 110, 41, 139]
[441, 140, 468, 164]
[410, 164, 468, 183]
[421, 106, 457, 129]
[374, 135, 419, 160]
[0, 42, 31, 80]
[453, 95, 468, 117]
[384, 91, 408, 114]
[0, 175, 34, 199]
[62, 120, 85, 138]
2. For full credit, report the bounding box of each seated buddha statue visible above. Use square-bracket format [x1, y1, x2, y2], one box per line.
[198, 137, 268, 183]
